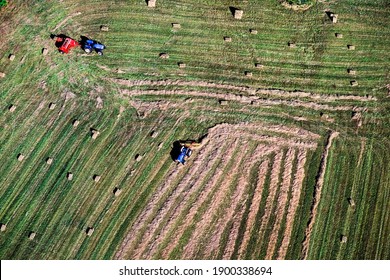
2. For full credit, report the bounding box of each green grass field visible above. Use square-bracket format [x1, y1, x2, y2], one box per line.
[0, 0, 389, 259]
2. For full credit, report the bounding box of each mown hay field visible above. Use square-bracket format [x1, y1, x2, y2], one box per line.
[0, 0, 389, 259]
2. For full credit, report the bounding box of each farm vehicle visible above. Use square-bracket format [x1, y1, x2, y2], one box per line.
[174, 140, 203, 165]
[52, 34, 106, 55]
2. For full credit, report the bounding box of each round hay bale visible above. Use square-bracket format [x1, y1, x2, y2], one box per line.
[46, 157, 53, 165]
[147, 0, 156, 7]
[250, 29, 258, 35]
[72, 119, 80, 127]
[113, 187, 122, 196]
[159, 53, 169, 59]
[49, 103, 56, 110]
[224, 36, 232, 42]
[0, 223, 6, 232]
[93, 175, 101, 182]
[67, 172, 73, 181]
[9, 105, 16, 112]
[86, 227, 94, 236]
[17, 153, 25, 161]
[9, 54, 15, 61]
[29, 231, 36, 240]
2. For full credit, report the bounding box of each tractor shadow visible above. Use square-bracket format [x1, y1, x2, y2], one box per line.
[170, 141, 182, 162]
[50, 33, 67, 48]
[79, 35, 91, 50]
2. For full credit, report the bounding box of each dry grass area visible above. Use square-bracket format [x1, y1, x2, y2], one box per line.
[115, 122, 319, 259]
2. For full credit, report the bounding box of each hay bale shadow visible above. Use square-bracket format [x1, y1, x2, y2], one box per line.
[229, 6, 238, 16]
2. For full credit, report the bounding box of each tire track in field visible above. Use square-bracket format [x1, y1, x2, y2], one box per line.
[236, 160, 270, 258]
[131, 139, 230, 259]
[265, 148, 296, 259]
[277, 148, 308, 259]
[301, 131, 339, 259]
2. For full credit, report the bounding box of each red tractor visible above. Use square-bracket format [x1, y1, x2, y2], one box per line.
[53, 35, 80, 54]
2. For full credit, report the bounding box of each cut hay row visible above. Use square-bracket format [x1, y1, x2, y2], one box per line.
[114, 131, 226, 259]
[111, 78, 376, 102]
[147, 140, 243, 259]
[115, 122, 317, 259]
[265, 148, 296, 259]
[236, 160, 270, 258]
[181, 143, 258, 259]
[206, 144, 276, 259]
[121, 89, 366, 112]
[128, 139, 234, 259]
[157, 140, 246, 259]
[251, 151, 284, 258]
[277, 148, 308, 259]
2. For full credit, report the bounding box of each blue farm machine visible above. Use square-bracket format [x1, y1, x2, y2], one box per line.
[82, 39, 106, 55]
[175, 140, 202, 165]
